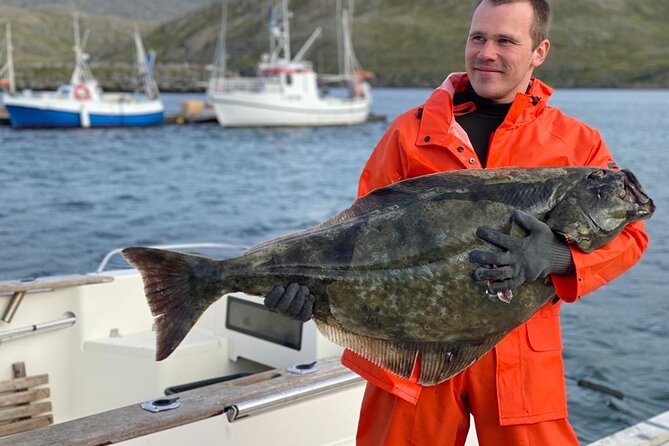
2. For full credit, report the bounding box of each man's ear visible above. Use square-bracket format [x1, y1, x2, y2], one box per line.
[532, 39, 550, 68]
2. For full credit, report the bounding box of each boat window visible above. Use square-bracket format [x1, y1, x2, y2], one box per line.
[57, 85, 71, 95]
[285, 74, 292, 85]
[226, 296, 303, 350]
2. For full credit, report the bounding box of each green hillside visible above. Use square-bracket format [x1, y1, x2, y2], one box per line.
[0, 0, 217, 22]
[2, 0, 669, 90]
[123, 0, 669, 88]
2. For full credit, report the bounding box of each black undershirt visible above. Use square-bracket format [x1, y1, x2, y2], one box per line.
[453, 84, 512, 168]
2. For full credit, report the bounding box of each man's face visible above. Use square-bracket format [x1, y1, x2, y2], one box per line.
[465, 0, 549, 103]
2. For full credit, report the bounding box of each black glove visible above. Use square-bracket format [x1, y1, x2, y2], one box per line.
[264, 283, 315, 322]
[469, 210, 573, 293]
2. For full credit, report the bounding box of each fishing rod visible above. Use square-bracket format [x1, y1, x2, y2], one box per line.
[565, 375, 669, 431]
[566, 375, 625, 400]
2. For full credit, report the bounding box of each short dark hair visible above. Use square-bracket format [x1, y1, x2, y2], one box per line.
[474, 0, 551, 48]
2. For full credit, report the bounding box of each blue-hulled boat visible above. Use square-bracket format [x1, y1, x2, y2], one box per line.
[2, 14, 164, 129]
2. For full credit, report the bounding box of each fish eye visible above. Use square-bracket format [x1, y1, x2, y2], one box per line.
[588, 169, 606, 180]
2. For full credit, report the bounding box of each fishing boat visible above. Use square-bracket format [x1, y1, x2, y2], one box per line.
[207, 0, 372, 127]
[0, 243, 481, 445]
[0, 243, 369, 445]
[2, 14, 164, 129]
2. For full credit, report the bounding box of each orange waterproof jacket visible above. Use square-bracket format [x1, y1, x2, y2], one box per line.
[342, 73, 649, 426]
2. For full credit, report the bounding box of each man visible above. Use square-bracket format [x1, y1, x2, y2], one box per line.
[264, 0, 649, 444]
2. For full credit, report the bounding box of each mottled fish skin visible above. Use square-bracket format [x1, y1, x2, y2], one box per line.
[123, 167, 654, 385]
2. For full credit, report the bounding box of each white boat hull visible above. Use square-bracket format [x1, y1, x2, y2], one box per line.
[210, 91, 370, 127]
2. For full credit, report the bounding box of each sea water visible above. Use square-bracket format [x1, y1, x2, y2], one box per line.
[0, 88, 667, 443]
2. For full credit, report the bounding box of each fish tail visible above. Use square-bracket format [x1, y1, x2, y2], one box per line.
[122, 247, 224, 361]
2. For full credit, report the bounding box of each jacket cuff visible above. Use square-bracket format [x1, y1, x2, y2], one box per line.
[550, 236, 574, 275]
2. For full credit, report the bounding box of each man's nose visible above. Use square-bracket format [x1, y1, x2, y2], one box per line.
[478, 41, 497, 60]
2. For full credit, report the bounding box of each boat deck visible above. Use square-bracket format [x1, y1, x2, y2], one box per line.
[0, 356, 364, 446]
[588, 410, 669, 446]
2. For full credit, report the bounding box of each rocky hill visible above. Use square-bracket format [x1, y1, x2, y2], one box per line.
[2, 0, 668, 90]
[0, 0, 217, 21]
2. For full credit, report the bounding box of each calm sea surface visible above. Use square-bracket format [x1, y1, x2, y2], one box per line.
[0, 88, 667, 443]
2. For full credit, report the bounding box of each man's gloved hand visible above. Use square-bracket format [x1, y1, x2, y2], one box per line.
[469, 210, 573, 293]
[264, 283, 315, 322]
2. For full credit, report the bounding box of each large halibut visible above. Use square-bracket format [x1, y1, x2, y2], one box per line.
[123, 167, 654, 385]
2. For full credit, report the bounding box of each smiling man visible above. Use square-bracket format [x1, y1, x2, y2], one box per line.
[264, 0, 649, 444]
[465, 0, 549, 103]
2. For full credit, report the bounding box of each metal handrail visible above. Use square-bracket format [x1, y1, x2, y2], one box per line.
[224, 371, 364, 421]
[96, 243, 248, 273]
[0, 312, 76, 344]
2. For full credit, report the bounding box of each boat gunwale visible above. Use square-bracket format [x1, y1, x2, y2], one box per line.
[0, 356, 360, 446]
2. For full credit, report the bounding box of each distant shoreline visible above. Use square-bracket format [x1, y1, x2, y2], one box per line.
[9, 82, 669, 93]
[7, 63, 669, 92]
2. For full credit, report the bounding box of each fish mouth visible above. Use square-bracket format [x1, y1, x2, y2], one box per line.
[621, 169, 655, 219]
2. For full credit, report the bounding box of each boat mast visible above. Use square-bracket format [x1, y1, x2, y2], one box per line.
[209, 0, 228, 92]
[335, 0, 355, 75]
[340, 1, 362, 81]
[1, 22, 15, 94]
[281, 0, 291, 61]
[134, 30, 159, 99]
[336, 0, 343, 75]
[69, 13, 94, 85]
[214, 0, 228, 76]
[342, 11, 351, 79]
[269, 0, 292, 64]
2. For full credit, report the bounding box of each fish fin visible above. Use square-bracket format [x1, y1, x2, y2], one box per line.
[316, 320, 507, 385]
[326, 168, 502, 227]
[315, 321, 417, 379]
[315, 186, 417, 229]
[417, 332, 507, 385]
[122, 247, 223, 361]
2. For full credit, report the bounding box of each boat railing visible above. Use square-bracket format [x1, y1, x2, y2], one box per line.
[209, 76, 281, 94]
[225, 371, 362, 421]
[12, 88, 69, 100]
[100, 92, 135, 103]
[0, 275, 113, 323]
[0, 312, 76, 344]
[96, 242, 247, 273]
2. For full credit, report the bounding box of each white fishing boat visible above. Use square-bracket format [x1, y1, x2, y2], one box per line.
[2, 14, 164, 129]
[207, 0, 372, 127]
[0, 243, 363, 445]
[0, 242, 478, 445]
